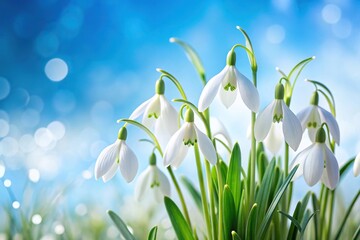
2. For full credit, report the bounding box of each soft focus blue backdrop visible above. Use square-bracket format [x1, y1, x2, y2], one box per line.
[1, 0, 360, 235]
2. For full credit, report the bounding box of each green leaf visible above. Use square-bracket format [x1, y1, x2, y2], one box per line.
[300, 210, 318, 236]
[181, 176, 202, 213]
[226, 143, 242, 211]
[255, 159, 276, 222]
[340, 157, 355, 179]
[352, 224, 360, 240]
[278, 210, 302, 232]
[107, 210, 136, 240]
[148, 226, 158, 240]
[287, 202, 302, 240]
[170, 37, 206, 84]
[257, 165, 299, 239]
[311, 193, 320, 240]
[164, 197, 195, 240]
[246, 203, 258, 240]
[223, 185, 237, 240]
[236, 26, 257, 70]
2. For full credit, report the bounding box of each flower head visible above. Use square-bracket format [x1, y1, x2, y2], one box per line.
[255, 83, 303, 151]
[354, 153, 360, 177]
[198, 50, 259, 112]
[135, 153, 171, 202]
[290, 127, 339, 190]
[163, 109, 217, 168]
[94, 127, 138, 183]
[129, 78, 178, 145]
[297, 91, 340, 144]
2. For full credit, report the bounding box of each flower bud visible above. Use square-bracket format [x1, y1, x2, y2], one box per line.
[149, 153, 157, 165]
[155, 78, 165, 95]
[226, 50, 236, 66]
[274, 83, 284, 100]
[118, 127, 127, 140]
[184, 109, 194, 122]
[310, 91, 319, 105]
[315, 127, 326, 143]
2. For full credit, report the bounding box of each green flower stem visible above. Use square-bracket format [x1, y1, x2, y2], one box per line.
[194, 143, 213, 240]
[320, 188, 329, 240]
[249, 68, 257, 206]
[117, 119, 192, 230]
[324, 190, 335, 240]
[216, 162, 224, 240]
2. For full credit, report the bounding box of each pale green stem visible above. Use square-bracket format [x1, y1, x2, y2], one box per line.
[325, 191, 335, 240]
[205, 161, 217, 239]
[194, 143, 213, 240]
[216, 162, 224, 240]
[249, 69, 257, 206]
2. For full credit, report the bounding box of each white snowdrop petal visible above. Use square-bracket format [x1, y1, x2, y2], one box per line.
[171, 144, 189, 169]
[163, 124, 187, 167]
[129, 96, 154, 120]
[308, 127, 317, 143]
[318, 106, 340, 144]
[263, 122, 283, 154]
[354, 153, 360, 177]
[159, 95, 178, 135]
[211, 117, 232, 147]
[281, 101, 302, 151]
[303, 144, 324, 186]
[195, 126, 217, 165]
[94, 141, 120, 179]
[254, 101, 276, 141]
[218, 85, 237, 108]
[157, 167, 171, 197]
[119, 143, 138, 183]
[296, 107, 313, 131]
[322, 147, 339, 190]
[235, 69, 260, 112]
[134, 167, 152, 201]
[102, 161, 118, 183]
[290, 144, 314, 180]
[198, 66, 229, 112]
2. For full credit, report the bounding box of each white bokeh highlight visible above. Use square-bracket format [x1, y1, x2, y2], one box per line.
[45, 58, 68, 82]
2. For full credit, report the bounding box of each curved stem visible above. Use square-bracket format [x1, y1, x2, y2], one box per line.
[216, 162, 224, 240]
[156, 68, 188, 100]
[194, 143, 213, 240]
[249, 69, 257, 206]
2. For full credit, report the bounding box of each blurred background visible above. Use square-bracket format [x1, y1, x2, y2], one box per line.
[1, 0, 360, 239]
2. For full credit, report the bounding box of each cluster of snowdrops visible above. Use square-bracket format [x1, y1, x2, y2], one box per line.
[94, 27, 360, 240]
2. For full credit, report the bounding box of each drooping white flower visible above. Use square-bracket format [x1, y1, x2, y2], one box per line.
[290, 127, 339, 190]
[198, 50, 259, 112]
[354, 153, 360, 177]
[94, 127, 138, 183]
[135, 153, 170, 202]
[129, 78, 178, 145]
[255, 83, 302, 151]
[163, 109, 217, 168]
[263, 122, 284, 154]
[297, 91, 340, 144]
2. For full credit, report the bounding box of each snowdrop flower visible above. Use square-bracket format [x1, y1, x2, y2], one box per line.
[297, 91, 340, 144]
[163, 109, 217, 168]
[94, 127, 138, 183]
[290, 127, 339, 189]
[354, 153, 360, 177]
[255, 83, 302, 151]
[129, 78, 178, 144]
[198, 50, 259, 112]
[135, 153, 170, 202]
[263, 122, 284, 154]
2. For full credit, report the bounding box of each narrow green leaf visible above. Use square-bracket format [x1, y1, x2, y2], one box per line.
[164, 197, 195, 240]
[223, 185, 237, 240]
[301, 210, 318, 235]
[246, 203, 258, 240]
[236, 26, 257, 70]
[170, 37, 206, 84]
[352, 224, 360, 240]
[287, 202, 302, 240]
[278, 210, 302, 232]
[311, 193, 320, 240]
[335, 190, 360, 240]
[107, 210, 136, 240]
[255, 159, 276, 222]
[147, 226, 158, 240]
[156, 68, 188, 100]
[181, 176, 202, 213]
[340, 157, 355, 179]
[257, 165, 299, 239]
[226, 143, 242, 212]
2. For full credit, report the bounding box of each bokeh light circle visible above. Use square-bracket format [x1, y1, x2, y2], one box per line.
[12, 201, 20, 209]
[266, 24, 285, 44]
[28, 168, 41, 183]
[0, 119, 10, 137]
[45, 58, 68, 82]
[32, 214, 42, 225]
[322, 4, 341, 24]
[0, 77, 11, 100]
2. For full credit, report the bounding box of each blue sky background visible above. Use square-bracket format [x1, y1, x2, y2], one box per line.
[1, 0, 360, 235]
